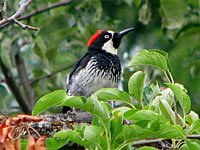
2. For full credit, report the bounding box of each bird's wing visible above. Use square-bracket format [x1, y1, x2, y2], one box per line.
[67, 53, 92, 85]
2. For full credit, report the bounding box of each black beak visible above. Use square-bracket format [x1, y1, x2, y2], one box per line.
[116, 27, 134, 39]
[113, 27, 134, 48]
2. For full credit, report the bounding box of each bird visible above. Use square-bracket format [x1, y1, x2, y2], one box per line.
[63, 27, 134, 113]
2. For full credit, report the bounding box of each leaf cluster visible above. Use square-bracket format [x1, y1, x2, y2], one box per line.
[33, 49, 200, 149]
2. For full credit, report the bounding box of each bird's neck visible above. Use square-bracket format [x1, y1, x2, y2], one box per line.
[88, 45, 118, 56]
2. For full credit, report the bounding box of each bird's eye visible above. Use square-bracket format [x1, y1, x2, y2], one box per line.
[104, 35, 110, 39]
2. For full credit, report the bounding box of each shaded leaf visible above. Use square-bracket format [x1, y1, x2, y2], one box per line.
[111, 111, 123, 143]
[54, 130, 90, 148]
[34, 36, 47, 59]
[157, 124, 185, 139]
[187, 119, 200, 134]
[128, 71, 145, 107]
[166, 83, 191, 114]
[159, 0, 186, 29]
[159, 99, 176, 125]
[139, 3, 151, 25]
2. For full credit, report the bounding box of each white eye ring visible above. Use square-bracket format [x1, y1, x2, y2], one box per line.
[104, 35, 110, 39]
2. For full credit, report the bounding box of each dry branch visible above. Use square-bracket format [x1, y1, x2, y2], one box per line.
[0, 0, 39, 31]
[0, 0, 72, 30]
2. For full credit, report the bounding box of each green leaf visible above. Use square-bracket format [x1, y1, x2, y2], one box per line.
[148, 119, 161, 131]
[123, 0, 133, 7]
[159, 99, 176, 125]
[128, 71, 145, 107]
[59, 95, 111, 139]
[46, 138, 69, 150]
[112, 106, 131, 117]
[159, 0, 186, 29]
[95, 88, 135, 108]
[111, 111, 123, 143]
[187, 119, 200, 134]
[123, 109, 139, 120]
[133, 0, 141, 8]
[150, 49, 172, 72]
[166, 83, 191, 114]
[129, 49, 169, 73]
[139, 3, 151, 25]
[157, 124, 185, 139]
[32, 90, 67, 115]
[54, 130, 90, 148]
[20, 139, 28, 150]
[59, 95, 111, 121]
[84, 125, 104, 147]
[143, 83, 161, 103]
[181, 142, 200, 150]
[137, 146, 159, 150]
[120, 124, 185, 148]
[185, 111, 199, 124]
[122, 125, 155, 141]
[34, 36, 47, 59]
[128, 110, 159, 122]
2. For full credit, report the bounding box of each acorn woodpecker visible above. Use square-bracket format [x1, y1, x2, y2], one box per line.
[63, 27, 134, 113]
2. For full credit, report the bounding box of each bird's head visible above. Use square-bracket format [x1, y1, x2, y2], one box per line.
[87, 27, 134, 55]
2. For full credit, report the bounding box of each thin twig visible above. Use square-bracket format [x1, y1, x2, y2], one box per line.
[31, 63, 75, 85]
[0, 0, 72, 30]
[0, 0, 39, 31]
[9, 0, 32, 20]
[13, 19, 39, 30]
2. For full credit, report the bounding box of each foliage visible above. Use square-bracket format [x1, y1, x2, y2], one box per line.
[1, 0, 200, 148]
[33, 49, 200, 149]
[0, 0, 200, 114]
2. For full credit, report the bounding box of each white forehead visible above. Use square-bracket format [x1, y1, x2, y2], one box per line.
[107, 30, 114, 36]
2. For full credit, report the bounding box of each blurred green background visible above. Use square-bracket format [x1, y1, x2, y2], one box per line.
[0, 0, 200, 114]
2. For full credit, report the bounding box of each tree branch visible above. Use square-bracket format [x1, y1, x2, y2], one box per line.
[13, 18, 39, 31]
[15, 51, 36, 109]
[0, 0, 72, 30]
[133, 135, 200, 147]
[0, 59, 32, 114]
[31, 63, 74, 85]
[0, 0, 39, 31]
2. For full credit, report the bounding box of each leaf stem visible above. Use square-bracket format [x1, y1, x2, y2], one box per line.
[164, 72, 171, 83]
[116, 140, 129, 150]
[172, 138, 176, 149]
[95, 114, 110, 150]
[168, 71, 174, 84]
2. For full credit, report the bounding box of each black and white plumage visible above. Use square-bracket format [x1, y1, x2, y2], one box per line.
[63, 28, 134, 113]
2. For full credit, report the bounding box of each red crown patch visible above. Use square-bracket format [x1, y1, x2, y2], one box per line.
[87, 30, 102, 47]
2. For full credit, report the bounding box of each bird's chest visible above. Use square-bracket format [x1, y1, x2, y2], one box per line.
[72, 55, 121, 96]
[86, 55, 121, 83]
